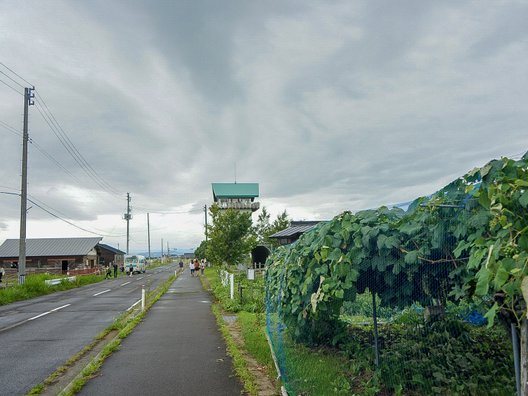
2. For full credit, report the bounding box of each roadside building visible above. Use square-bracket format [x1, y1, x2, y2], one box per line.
[269, 221, 324, 246]
[0, 237, 122, 273]
[96, 243, 126, 267]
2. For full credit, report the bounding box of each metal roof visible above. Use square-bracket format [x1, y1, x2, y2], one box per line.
[97, 243, 126, 255]
[0, 237, 102, 258]
[270, 221, 322, 238]
[212, 183, 259, 201]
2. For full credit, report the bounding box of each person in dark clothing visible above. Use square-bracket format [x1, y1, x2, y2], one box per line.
[179, 260, 184, 269]
[112, 261, 118, 278]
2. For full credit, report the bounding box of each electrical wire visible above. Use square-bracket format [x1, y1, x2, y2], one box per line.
[0, 62, 34, 87]
[27, 198, 126, 237]
[34, 92, 121, 196]
[0, 69, 25, 89]
[0, 120, 22, 137]
[0, 77, 23, 96]
[0, 190, 126, 237]
[33, 101, 118, 195]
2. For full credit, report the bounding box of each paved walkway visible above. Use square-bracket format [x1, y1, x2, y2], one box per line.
[80, 272, 243, 396]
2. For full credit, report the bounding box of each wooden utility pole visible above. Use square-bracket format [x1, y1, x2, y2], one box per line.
[18, 86, 34, 285]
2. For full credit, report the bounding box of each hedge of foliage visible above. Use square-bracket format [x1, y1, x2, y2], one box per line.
[266, 154, 528, 344]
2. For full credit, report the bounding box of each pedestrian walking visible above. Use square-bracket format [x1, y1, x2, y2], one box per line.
[179, 260, 184, 270]
[189, 261, 194, 276]
[194, 259, 200, 276]
[112, 261, 118, 278]
[105, 265, 112, 279]
[129, 263, 134, 277]
[200, 259, 205, 276]
[0, 266, 4, 283]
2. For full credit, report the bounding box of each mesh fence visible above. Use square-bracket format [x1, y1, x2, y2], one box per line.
[266, 155, 527, 395]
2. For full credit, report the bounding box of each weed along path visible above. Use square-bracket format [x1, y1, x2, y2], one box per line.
[79, 271, 243, 396]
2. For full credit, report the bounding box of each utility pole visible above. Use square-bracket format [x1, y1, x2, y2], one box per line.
[123, 193, 132, 254]
[161, 238, 164, 260]
[204, 204, 208, 243]
[147, 213, 151, 261]
[167, 241, 170, 259]
[18, 86, 34, 285]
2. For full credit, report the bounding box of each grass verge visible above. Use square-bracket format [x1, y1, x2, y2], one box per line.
[202, 268, 277, 395]
[211, 303, 259, 395]
[0, 273, 106, 306]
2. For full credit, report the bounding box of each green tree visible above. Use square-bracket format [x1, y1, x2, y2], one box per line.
[205, 205, 257, 267]
[194, 240, 207, 260]
[255, 207, 290, 247]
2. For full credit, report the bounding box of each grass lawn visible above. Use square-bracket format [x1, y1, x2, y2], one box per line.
[0, 273, 105, 305]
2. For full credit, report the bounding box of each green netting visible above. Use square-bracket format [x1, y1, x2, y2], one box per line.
[266, 154, 527, 395]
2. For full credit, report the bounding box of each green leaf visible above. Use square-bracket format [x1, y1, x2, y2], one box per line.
[468, 248, 486, 269]
[521, 277, 528, 312]
[404, 250, 419, 265]
[520, 190, 528, 208]
[393, 262, 401, 275]
[515, 179, 528, 187]
[478, 192, 491, 210]
[480, 164, 492, 177]
[475, 267, 491, 296]
[493, 266, 510, 289]
[453, 241, 470, 258]
[385, 235, 400, 249]
[376, 235, 387, 250]
[484, 302, 499, 328]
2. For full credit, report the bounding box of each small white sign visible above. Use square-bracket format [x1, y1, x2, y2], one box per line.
[247, 269, 255, 280]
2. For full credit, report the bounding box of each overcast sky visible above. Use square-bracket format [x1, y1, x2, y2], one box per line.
[1, 0, 527, 252]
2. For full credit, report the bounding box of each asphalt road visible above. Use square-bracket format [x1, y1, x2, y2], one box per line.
[79, 271, 243, 396]
[0, 262, 178, 396]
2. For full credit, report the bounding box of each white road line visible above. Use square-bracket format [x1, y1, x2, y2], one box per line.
[27, 304, 71, 321]
[127, 299, 141, 311]
[146, 274, 152, 277]
[93, 289, 111, 296]
[120, 281, 131, 286]
[136, 277, 144, 280]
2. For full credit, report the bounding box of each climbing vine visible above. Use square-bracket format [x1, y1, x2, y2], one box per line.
[266, 153, 528, 343]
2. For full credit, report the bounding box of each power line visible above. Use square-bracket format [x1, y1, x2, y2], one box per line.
[0, 77, 23, 96]
[0, 119, 22, 137]
[33, 101, 118, 196]
[0, 118, 94, 188]
[0, 69, 25, 88]
[0, 190, 126, 237]
[27, 197, 126, 238]
[0, 62, 34, 87]
[34, 92, 121, 196]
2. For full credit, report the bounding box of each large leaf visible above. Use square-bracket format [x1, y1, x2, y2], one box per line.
[484, 302, 499, 328]
[475, 267, 491, 296]
[404, 250, 419, 265]
[520, 190, 528, 208]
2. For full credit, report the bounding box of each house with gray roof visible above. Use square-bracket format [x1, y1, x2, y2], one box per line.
[0, 237, 123, 272]
[269, 221, 324, 246]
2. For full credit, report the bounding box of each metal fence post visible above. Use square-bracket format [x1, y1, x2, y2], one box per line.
[141, 285, 145, 311]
